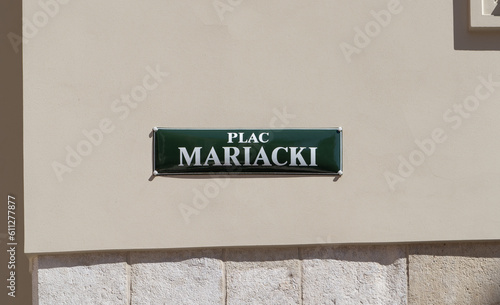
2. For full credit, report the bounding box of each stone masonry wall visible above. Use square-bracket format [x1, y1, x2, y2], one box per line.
[32, 242, 500, 305]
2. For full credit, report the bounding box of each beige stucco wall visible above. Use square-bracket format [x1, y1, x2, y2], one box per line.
[23, 0, 500, 253]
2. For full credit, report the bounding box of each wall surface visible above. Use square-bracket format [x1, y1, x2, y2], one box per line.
[21, 0, 500, 303]
[33, 242, 500, 305]
[23, 0, 500, 254]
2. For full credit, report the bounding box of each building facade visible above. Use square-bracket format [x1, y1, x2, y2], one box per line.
[19, 0, 500, 304]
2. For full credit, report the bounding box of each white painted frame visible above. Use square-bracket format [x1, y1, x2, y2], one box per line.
[470, 0, 500, 30]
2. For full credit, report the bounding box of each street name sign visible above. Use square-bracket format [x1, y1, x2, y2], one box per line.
[153, 128, 342, 175]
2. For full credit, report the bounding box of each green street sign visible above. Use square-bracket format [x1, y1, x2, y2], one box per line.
[153, 128, 342, 175]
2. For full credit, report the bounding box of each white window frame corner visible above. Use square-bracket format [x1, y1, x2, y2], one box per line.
[470, 0, 500, 30]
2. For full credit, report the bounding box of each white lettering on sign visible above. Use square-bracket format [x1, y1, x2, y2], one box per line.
[227, 132, 270, 144]
[178, 132, 318, 167]
[272, 147, 288, 166]
[178, 146, 318, 167]
[179, 147, 202, 166]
